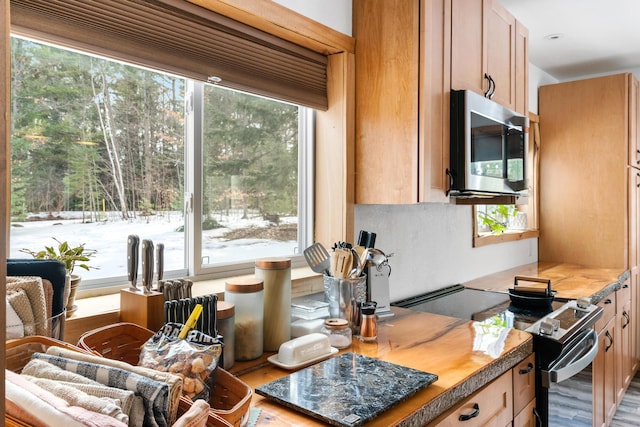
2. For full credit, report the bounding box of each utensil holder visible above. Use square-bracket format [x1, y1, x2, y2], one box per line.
[323, 274, 367, 332]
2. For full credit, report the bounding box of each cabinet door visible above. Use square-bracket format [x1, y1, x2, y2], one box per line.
[353, 0, 420, 204]
[629, 75, 640, 167]
[616, 281, 633, 401]
[450, 0, 485, 94]
[484, 0, 516, 110]
[513, 399, 536, 427]
[514, 21, 528, 115]
[513, 354, 535, 416]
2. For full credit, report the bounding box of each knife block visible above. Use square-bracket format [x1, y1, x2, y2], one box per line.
[120, 288, 164, 331]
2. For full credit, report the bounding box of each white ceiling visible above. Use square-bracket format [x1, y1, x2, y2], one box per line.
[500, 0, 640, 81]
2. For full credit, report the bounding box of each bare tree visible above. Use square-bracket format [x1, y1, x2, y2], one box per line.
[91, 61, 130, 219]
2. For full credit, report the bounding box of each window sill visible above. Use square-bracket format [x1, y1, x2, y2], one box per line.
[64, 267, 324, 344]
[473, 229, 540, 248]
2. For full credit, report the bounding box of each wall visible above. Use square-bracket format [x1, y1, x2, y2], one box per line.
[274, 0, 352, 36]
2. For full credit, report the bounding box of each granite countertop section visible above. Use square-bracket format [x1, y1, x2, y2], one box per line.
[463, 261, 627, 303]
[236, 307, 533, 426]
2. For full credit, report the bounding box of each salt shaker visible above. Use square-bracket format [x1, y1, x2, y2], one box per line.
[321, 318, 352, 349]
[358, 301, 378, 342]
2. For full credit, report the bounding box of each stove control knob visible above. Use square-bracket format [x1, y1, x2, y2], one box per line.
[576, 296, 591, 309]
[539, 318, 560, 336]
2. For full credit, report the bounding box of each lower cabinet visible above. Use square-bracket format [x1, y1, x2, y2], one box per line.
[513, 354, 536, 426]
[593, 296, 616, 427]
[428, 354, 535, 426]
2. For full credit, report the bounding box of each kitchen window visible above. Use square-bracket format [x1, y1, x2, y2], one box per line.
[9, 36, 313, 289]
[472, 113, 540, 247]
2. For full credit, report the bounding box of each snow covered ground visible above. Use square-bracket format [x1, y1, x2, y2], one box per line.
[9, 211, 298, 282]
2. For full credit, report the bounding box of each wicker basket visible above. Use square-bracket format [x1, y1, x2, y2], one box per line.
[78, 322, 251, 427]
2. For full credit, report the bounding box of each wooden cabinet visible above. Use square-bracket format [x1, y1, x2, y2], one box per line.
[451, 0, 522, 112]
[539, 74, 638, 269]
[513, 354, 536, 426]
[616, 278, 633, 402]
[353, 0, 528, 204]
[593, 298, 616, 427]
[427, 368, 513, 426]
[428, 355, 535, 427]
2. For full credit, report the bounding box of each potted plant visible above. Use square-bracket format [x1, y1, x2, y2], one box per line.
[477, 205, 518, 235]
[20, 237, 97, 316]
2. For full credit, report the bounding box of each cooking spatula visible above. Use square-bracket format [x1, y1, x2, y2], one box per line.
[304, 242, 331, 275]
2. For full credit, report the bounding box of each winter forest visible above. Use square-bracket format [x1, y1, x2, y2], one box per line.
[9, 37, 301, 280]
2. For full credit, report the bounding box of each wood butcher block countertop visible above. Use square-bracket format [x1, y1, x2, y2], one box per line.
[463, 261, 627, 303]
[231, 307, 532, 426]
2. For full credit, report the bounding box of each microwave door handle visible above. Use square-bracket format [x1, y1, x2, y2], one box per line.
[541, 329, 599, 387]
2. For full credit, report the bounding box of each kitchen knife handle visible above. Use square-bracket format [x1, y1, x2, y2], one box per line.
[127, 235, 140, 289]
[156, 243, 164, 285]
[141, 239, 154, 292]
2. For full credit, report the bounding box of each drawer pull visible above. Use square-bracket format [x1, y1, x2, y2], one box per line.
[623, 311, 630, 328]
[605, 330, 614, 352]
[459, 403, 480, 421]
[604, 298, 613, 305]
[519, 362, 534, 375]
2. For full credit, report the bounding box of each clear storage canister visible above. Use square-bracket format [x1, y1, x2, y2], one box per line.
[225, 277, 264, 361]
[321, 318, 352, 349]
[255, 257, 291, 351]
[216, 301, 235, 369]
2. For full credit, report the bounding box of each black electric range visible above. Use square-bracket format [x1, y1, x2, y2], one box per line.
[393, 284, 603, 427]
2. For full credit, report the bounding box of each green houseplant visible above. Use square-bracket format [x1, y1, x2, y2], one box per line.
[20, 237, 97, 316]
[477, 205, 518, 235]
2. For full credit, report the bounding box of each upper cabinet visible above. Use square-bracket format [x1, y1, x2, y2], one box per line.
[538, 73, 639, 269]
[353, 0, 529, 204]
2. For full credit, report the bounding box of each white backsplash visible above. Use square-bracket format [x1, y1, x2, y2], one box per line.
[354, 203, 538, 302]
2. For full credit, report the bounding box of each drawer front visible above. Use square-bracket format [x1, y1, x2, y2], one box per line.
[594, 296, 616, 332]
[513, 353, 535, 416]
[432, 370, 513, 427]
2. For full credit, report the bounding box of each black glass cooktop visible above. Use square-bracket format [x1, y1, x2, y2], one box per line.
[392, 284, 566, 332]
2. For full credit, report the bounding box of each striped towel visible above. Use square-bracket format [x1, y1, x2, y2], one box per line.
[30, 352, 171, 427]
[46, 346, 183, 425]
[22, 358, 145, 427]
[23, 375, 131, 425]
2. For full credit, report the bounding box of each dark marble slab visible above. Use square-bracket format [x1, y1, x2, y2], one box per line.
[255, 352, 438, 426]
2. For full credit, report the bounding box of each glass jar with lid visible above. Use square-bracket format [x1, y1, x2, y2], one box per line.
[321, 318, 352, 349]
[225, 277, 264, 361]
[216, 300, 235, 369]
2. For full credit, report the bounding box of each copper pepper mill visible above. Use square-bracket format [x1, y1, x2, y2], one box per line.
[359, 301, 378, 342]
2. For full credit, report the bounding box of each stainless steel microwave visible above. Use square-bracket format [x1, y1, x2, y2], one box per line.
[448, 89, 529, 198]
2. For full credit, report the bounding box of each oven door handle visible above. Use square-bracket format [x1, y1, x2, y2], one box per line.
[540, 328, 598, 388]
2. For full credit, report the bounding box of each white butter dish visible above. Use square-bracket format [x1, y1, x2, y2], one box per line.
[268, 333, 337, 369]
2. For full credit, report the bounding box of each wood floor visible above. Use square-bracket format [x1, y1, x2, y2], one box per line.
[611, 370, 640, 426]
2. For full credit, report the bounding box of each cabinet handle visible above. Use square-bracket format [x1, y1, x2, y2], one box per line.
[623, 283, 629, 289]
[605, 330, 614, 352]
[623, 311, 630, 328]
[519, 362, 534, 375]
[604, 298, 613, 305]
[533, 407, 542, 427]
[458, 403, 480, 421]
[483, 73, 495, 98]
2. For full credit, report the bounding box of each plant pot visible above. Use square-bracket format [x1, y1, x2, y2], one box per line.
[66, 274, 82, 317]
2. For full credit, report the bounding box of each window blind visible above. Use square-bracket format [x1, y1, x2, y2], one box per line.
[10, 0, 328, 110]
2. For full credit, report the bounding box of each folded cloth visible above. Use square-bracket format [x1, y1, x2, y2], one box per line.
[41, 278, 55, 336]
[47, 345, 183, 425]
[22, 358, 146, 426]
[172, 400, 210, 427]
[7, 289, 36, 336]
[31, 352, 172, 427]
[6, 299, 25, 339]
[24, 375, 130, 425]
[6, 370, 127, 427]
[7, 276, 49, 335]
